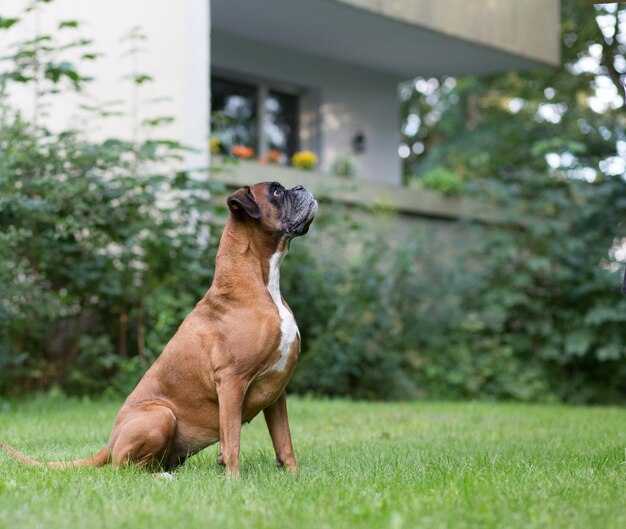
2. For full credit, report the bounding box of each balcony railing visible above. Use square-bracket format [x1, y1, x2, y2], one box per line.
[210, 156, 500, 222]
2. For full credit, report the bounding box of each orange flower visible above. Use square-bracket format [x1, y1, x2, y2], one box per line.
[267, 150, 284, 164]
[231, 145, 255, 159]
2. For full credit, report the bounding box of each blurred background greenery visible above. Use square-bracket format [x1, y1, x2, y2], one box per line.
[1, 0, 625, 403]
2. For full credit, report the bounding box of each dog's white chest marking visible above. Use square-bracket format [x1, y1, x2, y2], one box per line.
[267, 251, 299, 372]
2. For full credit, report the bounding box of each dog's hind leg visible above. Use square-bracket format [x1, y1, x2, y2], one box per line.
[109, 404, 177, 470]
[216, 444, 225, 467]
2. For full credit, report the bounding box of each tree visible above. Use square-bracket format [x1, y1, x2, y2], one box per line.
[395, 0, 626, 402]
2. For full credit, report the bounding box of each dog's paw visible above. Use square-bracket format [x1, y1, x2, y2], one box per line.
[153, 472, 174, 481]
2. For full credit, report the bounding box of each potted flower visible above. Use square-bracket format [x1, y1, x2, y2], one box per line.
[230, 145, 256, 159]
[291, 150, 318, 170]
[260, 149, 286, 165]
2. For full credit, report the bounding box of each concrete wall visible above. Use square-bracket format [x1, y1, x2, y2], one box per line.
[211, 156, 500, 223]
[337, 0, 560, 66]
[0, 0, 210, 171]
[212, 31, 402, 186]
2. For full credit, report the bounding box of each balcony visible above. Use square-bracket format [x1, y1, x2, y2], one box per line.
[210, 157, 500, 223]
[212, 0, 560, 80]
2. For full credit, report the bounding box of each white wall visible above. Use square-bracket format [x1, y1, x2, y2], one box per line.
[212, 30, 401, 186]
[0, 0, 210, 171]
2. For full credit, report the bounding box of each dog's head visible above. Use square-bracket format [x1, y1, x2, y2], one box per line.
[227, 182, 317, 238]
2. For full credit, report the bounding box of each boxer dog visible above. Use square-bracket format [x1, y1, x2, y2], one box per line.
[1, 181, 317, 478]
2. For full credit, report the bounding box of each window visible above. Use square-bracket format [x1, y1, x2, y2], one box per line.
[211, 76, 300, 161]
[265, 90, 299, 157]
[211, 78, 258, 153]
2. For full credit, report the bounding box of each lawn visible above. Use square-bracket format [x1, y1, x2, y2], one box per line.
[0, 396, 624, 529]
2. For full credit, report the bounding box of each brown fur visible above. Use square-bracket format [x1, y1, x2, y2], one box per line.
[1, 182, 312, 477]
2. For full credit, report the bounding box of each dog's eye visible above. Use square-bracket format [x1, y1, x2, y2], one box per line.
[273, 189, 283, 197]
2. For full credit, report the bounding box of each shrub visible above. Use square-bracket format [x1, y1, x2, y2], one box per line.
[419, 166, 464, 196]
[0, 6, 216, 395]
[284, 183, 626, 403]
[284, 235, 415, 400]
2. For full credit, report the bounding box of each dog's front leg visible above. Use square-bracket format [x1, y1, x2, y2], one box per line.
[216, 376, 247, 478]
[263, 391, 297, 473]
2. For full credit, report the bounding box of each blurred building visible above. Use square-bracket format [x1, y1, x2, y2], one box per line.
[2, 0, 560, 215]
[212, 0, 560, 186]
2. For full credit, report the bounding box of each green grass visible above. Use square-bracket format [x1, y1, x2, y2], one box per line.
[0, 396, 625, 529]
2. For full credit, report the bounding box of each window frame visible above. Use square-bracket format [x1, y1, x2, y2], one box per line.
[211, 68, 319, 162]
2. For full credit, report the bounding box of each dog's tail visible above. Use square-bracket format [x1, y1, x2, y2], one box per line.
[0, 443, 110, 468]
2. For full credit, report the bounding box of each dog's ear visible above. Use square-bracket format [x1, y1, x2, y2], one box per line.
[227, 186, 261, 219]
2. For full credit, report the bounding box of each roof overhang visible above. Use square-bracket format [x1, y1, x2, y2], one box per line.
[211, 0, 560, 80]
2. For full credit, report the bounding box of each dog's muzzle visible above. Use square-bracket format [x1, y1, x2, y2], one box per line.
[286, 185, 317, 236]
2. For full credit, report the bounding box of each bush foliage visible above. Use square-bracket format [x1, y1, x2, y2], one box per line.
[0, 5, 216, 395]
[283, 193, 626, 404]
[0, 113, 216, 395]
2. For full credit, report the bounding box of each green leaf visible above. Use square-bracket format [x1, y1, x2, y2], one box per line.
[58, 20, 79, 29]
[596, 344, 622, 361]
[133, 74, 153, 85]
[142, 116, 175, 128]
[0, 17, 19, 30]
[564, 330, 593, 357]
[584, 305, 626, 326]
